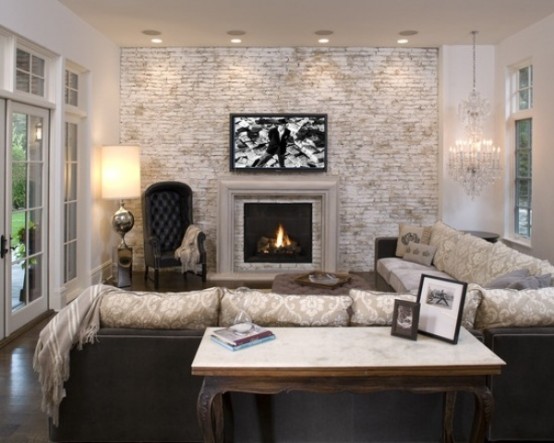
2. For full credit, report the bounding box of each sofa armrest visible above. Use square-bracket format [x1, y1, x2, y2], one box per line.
[484, 327, 554, 441]
[373, 237, 398, 290]
[374, 236, 398, 271]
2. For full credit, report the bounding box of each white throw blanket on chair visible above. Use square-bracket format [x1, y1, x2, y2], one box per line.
[33, 284, 119, 425]
[175, 224, 202, 273]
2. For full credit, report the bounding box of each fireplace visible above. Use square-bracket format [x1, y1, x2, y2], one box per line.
[214, 176, 339, 281]
[243, 203, 312, 263]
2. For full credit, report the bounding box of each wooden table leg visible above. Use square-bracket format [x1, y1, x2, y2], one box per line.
[197, 378, 224, 443]
[442, 391, 456, 443]
[469, 386, 495, 443]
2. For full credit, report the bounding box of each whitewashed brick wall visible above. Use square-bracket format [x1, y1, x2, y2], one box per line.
[120, 47, 438, 273]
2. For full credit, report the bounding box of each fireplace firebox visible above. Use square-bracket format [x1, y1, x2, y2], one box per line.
[243, 203, 312, 263]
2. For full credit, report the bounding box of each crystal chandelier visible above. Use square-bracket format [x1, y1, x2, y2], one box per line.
[448, 31, 501, 199]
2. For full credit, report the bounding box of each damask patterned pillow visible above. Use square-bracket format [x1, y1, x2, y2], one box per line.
[99, 287, 222, 330]
[443, 233, 493, 285]
[219, 288, 352, 327]
[474, 286, 554, 329]
[483, 241, 553, 284]
[349, 286, 482, 330]
[349, 289, 417, 326]
[429, 221, 463, 272]
[395, 223, 432, 257]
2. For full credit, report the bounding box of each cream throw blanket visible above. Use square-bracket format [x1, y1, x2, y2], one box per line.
[33, 284, 118, 425]
[174, 224, 202, 273]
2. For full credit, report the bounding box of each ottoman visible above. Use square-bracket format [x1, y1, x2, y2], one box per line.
[272, 272, 371, 295]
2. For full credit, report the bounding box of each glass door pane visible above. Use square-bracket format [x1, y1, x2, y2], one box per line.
[5, 103, 48, 333]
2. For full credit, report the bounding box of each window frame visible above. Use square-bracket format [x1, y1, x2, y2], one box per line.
[13, 42, 56, 103]
[507, 61, 533, 244]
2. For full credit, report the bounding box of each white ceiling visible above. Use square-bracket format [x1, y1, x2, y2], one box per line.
[58, 0, 554, 48]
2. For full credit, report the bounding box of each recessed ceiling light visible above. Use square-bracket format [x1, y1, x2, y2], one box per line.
[142, 29, 161, 36]
[151, 38, 163, 44]
[315, 30, 334, 36]
[397, 39, 409, 44]
[230, 38, 242, 44]
[318, 38, 330, 44]
[399, 30, 418, 36]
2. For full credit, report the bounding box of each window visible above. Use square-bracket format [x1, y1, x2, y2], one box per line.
[65, 69, 79, 106]
[514, 119, 532, 237]
[16, 48, 46, 97]
[510, 63, 533, 240]
[64, 121, 78, 283]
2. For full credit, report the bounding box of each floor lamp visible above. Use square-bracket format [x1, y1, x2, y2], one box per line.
[101, 145, 141, 287]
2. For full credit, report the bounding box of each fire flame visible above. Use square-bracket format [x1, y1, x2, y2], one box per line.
[275, 224, 292, 248]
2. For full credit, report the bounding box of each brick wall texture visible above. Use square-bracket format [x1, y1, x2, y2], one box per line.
[120, 47, 439, 273]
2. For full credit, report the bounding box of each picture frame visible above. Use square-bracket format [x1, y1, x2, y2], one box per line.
[229, 113, 328, 171]
[416, 274, 467, 344]
[391, 299, 420, 340]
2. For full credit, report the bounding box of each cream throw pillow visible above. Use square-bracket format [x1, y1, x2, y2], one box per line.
[403, 242, 437, 267]
[349, 286, 482, 330]
[100, 287, 222, 330]
[474, 286, 554, 329]
[395, 223, 432, 257]
[219, 288, 353, 327]
[429, 221, 463, 272]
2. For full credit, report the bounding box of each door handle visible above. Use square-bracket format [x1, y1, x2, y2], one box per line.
[1, 235, 15, 259]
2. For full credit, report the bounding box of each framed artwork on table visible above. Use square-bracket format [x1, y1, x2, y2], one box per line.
[416, 274, 467, 344]
[391, 299, 420, 340]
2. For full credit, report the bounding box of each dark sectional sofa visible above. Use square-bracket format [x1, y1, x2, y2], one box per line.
[49, 312, 554, 442]
[51, 328, 484, 443]
[47, 222, 554, 442]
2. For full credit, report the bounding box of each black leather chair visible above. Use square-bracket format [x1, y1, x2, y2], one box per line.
[142, 181, 206, 287]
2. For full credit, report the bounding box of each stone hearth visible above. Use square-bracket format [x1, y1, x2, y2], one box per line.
[212, 176, 339, 281]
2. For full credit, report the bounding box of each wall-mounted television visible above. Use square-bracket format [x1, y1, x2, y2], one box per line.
[230, 113, 328, 171]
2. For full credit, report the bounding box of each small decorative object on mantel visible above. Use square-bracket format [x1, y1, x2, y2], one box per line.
[391, 299, 420, 341]
[416, 274, 467, 344]
[295, 271, 351, 289]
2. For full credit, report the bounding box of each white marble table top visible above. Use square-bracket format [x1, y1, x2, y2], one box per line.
[192, 327, 505, 377]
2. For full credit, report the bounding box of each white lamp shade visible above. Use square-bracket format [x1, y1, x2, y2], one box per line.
[101, 145, 141, 199]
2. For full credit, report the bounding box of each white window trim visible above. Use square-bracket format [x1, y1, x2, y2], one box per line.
[505, 59, 533, 247]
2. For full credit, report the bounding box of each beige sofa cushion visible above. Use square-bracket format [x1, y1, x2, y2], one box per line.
[99, 287, 222, 330]
[349, 287, 482, 330]
[484, 242, 554, 285]
[444, 233, 494, 285]
[349, 289, 417, 326]
[474, 286, 554, 329]
[429, 221, 463, 272]
[219, 288, 352, 327]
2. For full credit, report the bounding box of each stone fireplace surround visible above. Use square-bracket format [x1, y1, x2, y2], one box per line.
[213, 176, 339, 281]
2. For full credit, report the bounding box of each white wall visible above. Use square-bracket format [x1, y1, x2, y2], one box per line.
[496, 13, 554, 263]
[1, 0, 121, 304]
[440, 44, 504, 234]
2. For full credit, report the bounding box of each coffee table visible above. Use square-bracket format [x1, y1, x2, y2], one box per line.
[192, 327, 505, 443]
[272, 272, 371, 295]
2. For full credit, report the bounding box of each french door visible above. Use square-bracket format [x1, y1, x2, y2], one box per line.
[1, 101, 49, 337]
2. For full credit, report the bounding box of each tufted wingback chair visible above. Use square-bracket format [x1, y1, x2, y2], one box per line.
[142, 181, 206, 287]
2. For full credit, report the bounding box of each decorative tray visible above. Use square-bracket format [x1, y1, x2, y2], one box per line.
[295, 271, 352, 289]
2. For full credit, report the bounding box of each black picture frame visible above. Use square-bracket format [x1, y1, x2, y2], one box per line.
[416, 274, 467, 344]
[391, 299, 420, 340]
[230, 113, 328, 171]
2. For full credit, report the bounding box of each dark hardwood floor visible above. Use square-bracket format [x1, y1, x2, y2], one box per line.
[0, 271, 371, 442]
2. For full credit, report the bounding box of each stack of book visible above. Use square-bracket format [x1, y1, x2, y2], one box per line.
[211, 323, 275, 351]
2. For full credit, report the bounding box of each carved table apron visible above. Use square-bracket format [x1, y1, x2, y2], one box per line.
[192, 327, 505, 443]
